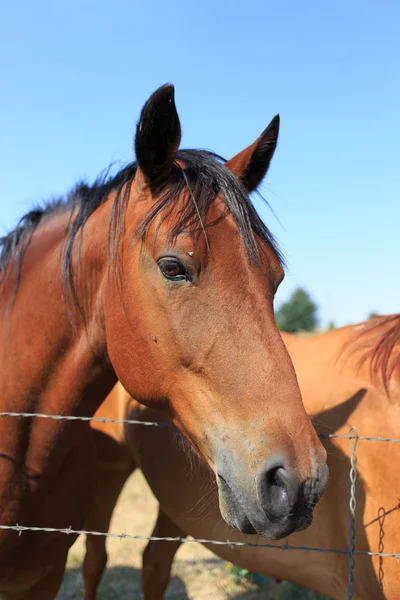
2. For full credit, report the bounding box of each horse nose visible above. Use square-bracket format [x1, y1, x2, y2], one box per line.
[256, 462, 300, 521]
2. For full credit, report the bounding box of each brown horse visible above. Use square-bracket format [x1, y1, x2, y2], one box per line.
[0, 84, 327, 599]
[84, 316, 400, 600]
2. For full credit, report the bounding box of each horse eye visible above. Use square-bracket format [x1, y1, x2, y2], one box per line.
[158, 258, 190, 282]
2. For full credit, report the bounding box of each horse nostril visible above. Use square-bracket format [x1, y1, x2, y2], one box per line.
[257, 464, 299, 521]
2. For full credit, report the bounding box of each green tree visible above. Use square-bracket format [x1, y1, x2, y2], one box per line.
[327, 320, 336, 330]
[275, 287, 318, 333]
[368, 311, 380, 320]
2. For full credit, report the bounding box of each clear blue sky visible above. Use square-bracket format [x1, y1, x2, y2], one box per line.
[1, 1, 399, 326]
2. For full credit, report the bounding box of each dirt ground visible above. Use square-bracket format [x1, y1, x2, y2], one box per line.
[57, 470, 330, 600]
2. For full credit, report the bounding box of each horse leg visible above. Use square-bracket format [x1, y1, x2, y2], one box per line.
[82, 459, 135, 600]
[142, 507, 185, 600]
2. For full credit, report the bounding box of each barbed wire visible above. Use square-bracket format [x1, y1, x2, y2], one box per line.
[0, 413, 399, 600]
[318, 432, 400, 443]
[1, 412, 399, 443]
[0, 411, 167, 428]
[0, 523, 398, 560]
[347, 427, 359, 599]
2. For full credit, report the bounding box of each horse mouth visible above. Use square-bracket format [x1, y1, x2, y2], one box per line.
[217, 474, 257, 535]
[217, 473, 314, 540]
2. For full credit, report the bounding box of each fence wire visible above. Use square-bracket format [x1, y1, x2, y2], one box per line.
[0, 412, 399, 600]
[0, 523, 398, 559]
[0, 411, 399, 443]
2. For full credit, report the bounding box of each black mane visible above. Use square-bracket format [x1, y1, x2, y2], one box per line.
[0, 150, 284, 307]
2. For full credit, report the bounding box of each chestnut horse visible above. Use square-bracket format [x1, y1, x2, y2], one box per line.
[84, 316, 400, 600]
[0, 84, 327, 599]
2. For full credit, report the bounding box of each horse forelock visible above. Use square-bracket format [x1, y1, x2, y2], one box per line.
[0, 150, 283, 317]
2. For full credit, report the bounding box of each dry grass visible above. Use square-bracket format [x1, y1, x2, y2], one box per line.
[57, 471, 330, 599]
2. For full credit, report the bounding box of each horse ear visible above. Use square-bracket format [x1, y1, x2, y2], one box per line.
[135, 84, 181, 184]
[225, 115, 280, 192]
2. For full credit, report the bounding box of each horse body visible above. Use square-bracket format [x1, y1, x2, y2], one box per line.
[0, 85, 327, 598]
[0, 207, 117, 597]
[85, 319, 400, 600]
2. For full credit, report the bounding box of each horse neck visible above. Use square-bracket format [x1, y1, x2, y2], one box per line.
[0, 203, 117, 474]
